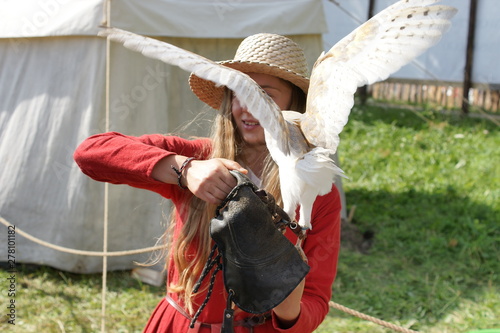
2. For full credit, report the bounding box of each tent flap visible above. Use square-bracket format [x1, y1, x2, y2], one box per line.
[113, 0, 327, 38]
[0, 0, 104, 38]
[1, 0, 327, 38]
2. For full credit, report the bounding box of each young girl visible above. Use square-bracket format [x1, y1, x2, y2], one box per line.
[74, 33, 341, 333]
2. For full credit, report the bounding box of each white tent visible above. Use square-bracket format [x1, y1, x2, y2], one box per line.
[0, 0, 339, 273]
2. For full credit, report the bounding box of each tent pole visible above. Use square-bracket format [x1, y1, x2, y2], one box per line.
[462, 0, 478, 114]
[101, 1, 112, 332]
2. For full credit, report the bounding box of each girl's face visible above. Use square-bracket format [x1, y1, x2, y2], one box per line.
[232, 72, 293, 150]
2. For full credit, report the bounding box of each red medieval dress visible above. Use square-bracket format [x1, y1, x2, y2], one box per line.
[74, 132, 341, 333]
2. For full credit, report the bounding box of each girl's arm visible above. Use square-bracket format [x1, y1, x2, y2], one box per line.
[75, 131, 245, 203]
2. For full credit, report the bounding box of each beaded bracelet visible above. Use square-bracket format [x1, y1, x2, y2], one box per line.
[171, 157, 196, 189]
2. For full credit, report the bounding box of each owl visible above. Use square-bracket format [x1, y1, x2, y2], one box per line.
[99, 0, 457, 230]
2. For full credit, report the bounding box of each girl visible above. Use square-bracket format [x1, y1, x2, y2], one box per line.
[74, 33, 341, 332]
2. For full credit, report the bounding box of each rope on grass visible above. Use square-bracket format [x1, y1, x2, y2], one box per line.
[0, 216, 168, 257]
[329, 301, 419, 333]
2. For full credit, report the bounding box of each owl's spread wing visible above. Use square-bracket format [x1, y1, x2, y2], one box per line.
[301, 0, 457, 152]
[98, 28, 290, 154]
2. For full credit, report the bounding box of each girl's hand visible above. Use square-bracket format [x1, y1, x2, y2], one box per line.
[184, 158, 247, 205]
[152, 155, 247, 205]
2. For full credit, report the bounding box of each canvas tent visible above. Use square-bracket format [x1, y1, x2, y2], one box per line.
[1, 0, 348, 273]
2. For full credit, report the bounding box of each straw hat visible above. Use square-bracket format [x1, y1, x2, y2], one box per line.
[189, 33, 310, 110]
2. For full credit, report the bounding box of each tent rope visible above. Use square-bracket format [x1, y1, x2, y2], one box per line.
[1, 215, 419, 332]
[0, 216, 168, 257]
[329, 301, 419, 333]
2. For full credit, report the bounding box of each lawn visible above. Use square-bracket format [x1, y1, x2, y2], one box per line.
[1, 103, 498, 332]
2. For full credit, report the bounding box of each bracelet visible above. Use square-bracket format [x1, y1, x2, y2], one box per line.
[171, 157, 196, 189]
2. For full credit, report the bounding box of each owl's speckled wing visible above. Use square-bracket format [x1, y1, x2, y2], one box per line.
[301, 0, 457, 152]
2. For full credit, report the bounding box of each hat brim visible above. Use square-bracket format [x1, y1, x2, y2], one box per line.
[189, 61, 309, 110]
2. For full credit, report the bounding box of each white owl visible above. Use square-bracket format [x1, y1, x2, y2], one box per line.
[99, 0, 457, 230]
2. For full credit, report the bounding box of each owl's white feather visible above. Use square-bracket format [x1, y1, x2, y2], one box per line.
[98, 0, 456, 229]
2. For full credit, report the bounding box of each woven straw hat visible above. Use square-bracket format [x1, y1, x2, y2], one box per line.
[189, 33, 310, 110]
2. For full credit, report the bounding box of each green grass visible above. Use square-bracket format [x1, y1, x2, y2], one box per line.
[0, 265, 165, 332]
[1, 103, 498, 332]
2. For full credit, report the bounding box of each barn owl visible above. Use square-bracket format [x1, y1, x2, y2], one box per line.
[99, 0, 457, 230]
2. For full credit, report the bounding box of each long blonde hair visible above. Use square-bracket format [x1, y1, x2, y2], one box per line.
[167, 83, 306, 314]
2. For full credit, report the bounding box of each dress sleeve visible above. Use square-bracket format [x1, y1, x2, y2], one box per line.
[271, 185, 342, 332]
[73, 131, 211, 199]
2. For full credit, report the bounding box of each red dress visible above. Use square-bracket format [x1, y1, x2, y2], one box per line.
[74, 132, 342, 333]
